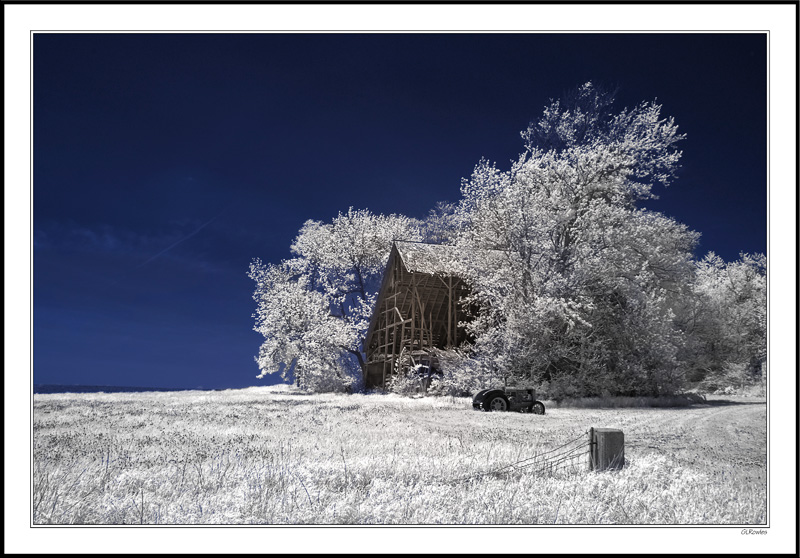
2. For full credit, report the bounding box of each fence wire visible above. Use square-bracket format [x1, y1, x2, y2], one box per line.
[447, 430, 591, 485]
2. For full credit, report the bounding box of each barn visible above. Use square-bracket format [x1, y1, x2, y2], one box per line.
[363, 241, 474, 390]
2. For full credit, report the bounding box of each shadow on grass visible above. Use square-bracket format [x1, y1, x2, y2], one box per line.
[547, 395, 766, 409]
[700, 398, 767, 407]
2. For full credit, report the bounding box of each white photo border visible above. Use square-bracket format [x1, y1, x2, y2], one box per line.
[5, 3, 796, 555]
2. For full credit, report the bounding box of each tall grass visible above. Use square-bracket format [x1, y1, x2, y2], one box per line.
[33, 386, 766, 525]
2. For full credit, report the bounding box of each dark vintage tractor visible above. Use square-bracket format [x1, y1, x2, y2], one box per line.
[472, 388, 545, 414]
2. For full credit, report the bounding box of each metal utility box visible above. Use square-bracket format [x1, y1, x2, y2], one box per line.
[589, 428, 624, 471]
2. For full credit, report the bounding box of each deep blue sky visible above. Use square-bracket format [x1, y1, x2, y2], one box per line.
[33, 33, 767, 390]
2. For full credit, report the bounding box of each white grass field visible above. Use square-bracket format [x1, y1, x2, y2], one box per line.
[32, 386, 767, 525]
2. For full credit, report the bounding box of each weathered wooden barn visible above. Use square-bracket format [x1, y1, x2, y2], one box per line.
[364, 241, 473, 390]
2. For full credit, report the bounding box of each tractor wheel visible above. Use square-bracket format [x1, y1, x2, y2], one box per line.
[483, 393, 509, 412]
[531, 401, 545, 415]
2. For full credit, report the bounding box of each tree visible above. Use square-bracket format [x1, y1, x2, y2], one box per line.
[680, 252, 767, 391]
[420, 201, 460, 245]
[249, 208, 422, 391]
[453, 82, 698, 397]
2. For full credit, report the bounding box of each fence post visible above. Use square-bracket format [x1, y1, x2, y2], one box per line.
[589, 428, 624, 472]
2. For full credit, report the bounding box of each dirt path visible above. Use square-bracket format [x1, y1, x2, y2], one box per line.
[621, 399, 767, 481]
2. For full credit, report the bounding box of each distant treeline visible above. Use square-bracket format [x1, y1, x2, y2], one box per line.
[34, 385, 188, 394]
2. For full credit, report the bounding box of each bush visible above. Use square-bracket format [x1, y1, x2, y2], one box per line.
[385, 365, 428, 396]
[294, 366, 357, 394]
[427, 349, 503, 397]
[699, 362, 764, 395]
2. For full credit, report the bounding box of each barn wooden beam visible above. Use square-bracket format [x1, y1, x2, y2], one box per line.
[447, 276, 452, 348]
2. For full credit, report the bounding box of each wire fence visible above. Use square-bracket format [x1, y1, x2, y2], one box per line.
[447, 430, 591, 485]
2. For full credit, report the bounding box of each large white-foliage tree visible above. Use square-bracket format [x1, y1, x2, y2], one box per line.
[453, 82, 700, 397]
[249, 208, 422, 391]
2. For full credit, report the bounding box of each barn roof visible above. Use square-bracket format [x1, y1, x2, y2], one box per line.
[393, 240, 507, 276]
[394, 241, 463, 275]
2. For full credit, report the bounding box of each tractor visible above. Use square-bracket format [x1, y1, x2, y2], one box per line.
[472, 388, 545, 414]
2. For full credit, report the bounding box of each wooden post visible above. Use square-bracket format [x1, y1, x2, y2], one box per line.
[589, 428, 624, 472]
[389, 310, 397, 380]
[429, 311, 433, 349]
[400, 321, 407, 366]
